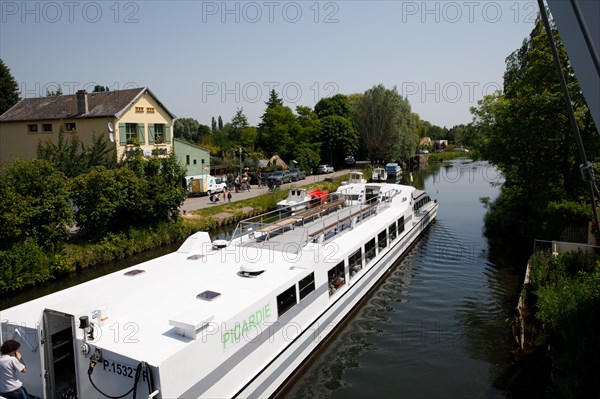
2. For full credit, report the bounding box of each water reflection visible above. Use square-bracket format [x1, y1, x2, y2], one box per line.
[286, 160, 519, 399]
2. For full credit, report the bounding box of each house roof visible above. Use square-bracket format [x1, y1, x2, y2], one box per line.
[0, 87, 176, 122]
[174, 138, 210, 154]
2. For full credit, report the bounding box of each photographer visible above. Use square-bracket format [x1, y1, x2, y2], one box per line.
[0, 340, 30, 399]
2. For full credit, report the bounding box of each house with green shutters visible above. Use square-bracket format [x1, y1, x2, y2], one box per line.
[0, 87, 175, 163]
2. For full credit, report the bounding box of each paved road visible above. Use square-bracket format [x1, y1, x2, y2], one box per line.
[180, 170, 350, 212]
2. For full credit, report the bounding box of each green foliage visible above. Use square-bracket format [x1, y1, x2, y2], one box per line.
[37, 126, 115, 177]
[472, 16, 599, 259]
[353, 84, 416, 164]
[320, 115, 358, 165]
[314, 94, 350, 119]
[0, 159, 72, 251]
[0, 239, 72, 294]
[175, 118, 212, 145]
[543, 200, 591, 239]
[0, 58, 20, 115]
[529, 250, 600, 398]
[257, 104, 298, 159]
[72, 151, 187, 238]
[92, 85, 110, 92]
[45, 85, 63, 96]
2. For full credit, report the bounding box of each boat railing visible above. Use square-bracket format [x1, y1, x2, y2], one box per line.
[228, 189, 398, 249]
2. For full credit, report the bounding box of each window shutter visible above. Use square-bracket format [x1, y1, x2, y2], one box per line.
[148, 124, 155, 144]
[119, 123, 127, 145]
[138, 124, 145, 144]
[165, 124, 171, 144]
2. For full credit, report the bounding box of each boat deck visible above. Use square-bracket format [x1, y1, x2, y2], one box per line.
[233, 196, 384, 250]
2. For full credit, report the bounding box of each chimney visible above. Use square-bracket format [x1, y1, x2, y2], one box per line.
[76, 89, 89, 115]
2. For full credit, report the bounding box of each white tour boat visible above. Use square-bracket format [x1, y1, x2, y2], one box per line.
[0, 179, 437, 399]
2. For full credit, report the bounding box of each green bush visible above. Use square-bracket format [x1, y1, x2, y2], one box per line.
[529, 250, 600, 398]
[0, 239, 72, 294]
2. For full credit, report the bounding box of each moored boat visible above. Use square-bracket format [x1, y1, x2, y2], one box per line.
[1, 179, 438, 399]
[371, 167, 388, 182]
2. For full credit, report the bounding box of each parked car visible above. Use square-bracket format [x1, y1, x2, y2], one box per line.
[317, 164, 334, 174]
[288, 168, 306, 181]
[266, 171, 291, 186]
[344, 155, 356, 166]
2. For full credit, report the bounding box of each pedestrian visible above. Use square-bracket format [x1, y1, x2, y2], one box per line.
[222, 189, 227, 202]
[1, 340, 30, 399]
[227, 191, 232, 203]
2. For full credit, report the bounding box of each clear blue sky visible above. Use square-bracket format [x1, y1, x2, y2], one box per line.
[1, 1, 537, 128]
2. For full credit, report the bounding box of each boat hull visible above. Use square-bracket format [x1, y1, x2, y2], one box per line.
[237, 203, 438, 398]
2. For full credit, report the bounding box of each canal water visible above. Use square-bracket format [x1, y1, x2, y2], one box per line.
[1, 159, 523, 398]
[285, 159, 521, 399]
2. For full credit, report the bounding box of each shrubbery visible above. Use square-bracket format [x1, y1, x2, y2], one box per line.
[0, 141, 188, 294]
[529, 250, 600, 398]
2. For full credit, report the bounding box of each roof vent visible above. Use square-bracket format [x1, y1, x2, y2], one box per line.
[187, 254, 204, 261]
[212, 239, 228, 249]
[239, 263, 265, 278]
[124, 269, 145, 276]
[196, 290, 221, 301]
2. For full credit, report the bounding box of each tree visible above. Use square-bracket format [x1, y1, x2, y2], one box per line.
[257, 105, 297, 159]
[265, 89, 283, 109]
[353, 84, 416, 164]
[0, 58, 20, 115]
[211, 116, 218, 132]
[174, 117, 202, 142]
[46, 85, 63, 96]
[0, 159, 72, 250]
[92, 85, 110, 92]
[320, 115, 358, 165]
[37, 126, 115, 177]
[314, 94, 350, 119]
[218, 115, 223, 131]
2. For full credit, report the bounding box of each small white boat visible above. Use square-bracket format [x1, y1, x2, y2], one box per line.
[276, 188, 312, 211]
[371, 167, 388, 182]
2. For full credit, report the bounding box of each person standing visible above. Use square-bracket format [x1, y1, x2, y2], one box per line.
[227, 191, 232, 203]
[1, 340, 30, 399]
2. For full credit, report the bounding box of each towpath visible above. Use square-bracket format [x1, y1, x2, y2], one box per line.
[180, 169, 349, 212]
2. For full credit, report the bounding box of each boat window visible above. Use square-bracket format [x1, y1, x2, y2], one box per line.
[277, 285, 297, 317]
[365, 238, 376, 265]
[378, 230, 387, 251]
[299, 272, 315, 300]
[389, 222, 397, 241]
[348, 249, 362, 279]
[398, 216, 405, 234]
[328, 261, 346, 296]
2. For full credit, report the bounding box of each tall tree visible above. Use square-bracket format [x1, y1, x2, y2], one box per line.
[314, 94, 350, 119]
[353, 84, 416, 164]
[320, 115, 359, 165]
[211, 116, 218, 132]
[174, 117, 201, 142]
[218, 115, 224, 131]
[0, 59, 20, 115]
[265, 89, 283, 109]
[257, 105, 297, 159]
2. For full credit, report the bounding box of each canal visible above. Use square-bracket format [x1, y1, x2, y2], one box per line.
[1, 159, 524, 398]
[284, 159, 521, 398]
